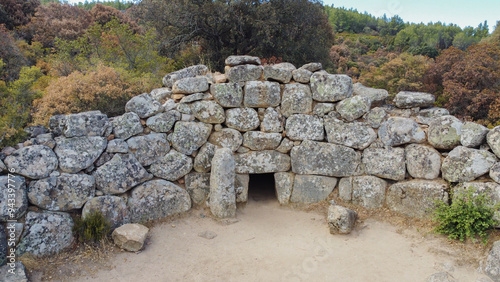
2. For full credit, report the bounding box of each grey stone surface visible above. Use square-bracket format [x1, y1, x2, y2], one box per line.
[112, 112, 143, 140]
[491, 162, 500, 184]
[0, 261, 28, 282]
[292, 68, 312, 83]
[244, 81, 281, 108]
[310, 72, 353, 102]
[291, 140, 362, 177]
[54, 136, 107, 173]
[242, 131, 282, 150]
[49, 114, 67, 137]
[208, 128, 243, 152]
[405, 144, 442, 179]
[378, 117, 426, 146]
[225, 55, 261, 66]
[291, 175, 337, 203]
[17, 211, 74, 256]
[150, 87, 172, 102]
[387, 180, 448, 218]
[191, 100, 225, 124]
[338, 176, 387, 209]
[394, 91, 435, 109]
[185, 172, 211, 205]
[128, 180, 191, 223]
[324, 117, 376, 150]
[336, 95, 371, 121]
[461, 121, 489, 148]
[226, 65, 263, 82]
[82, 195, 129, 229]
[285, 114, 324, 141]
[210, 148, 236, 218]
[275, 138, 294, 154]
[172, 77, 209, 94]
[125, 93, 163, 118]
[313, 103, 336, 117]
[485, 240, 500, 281]
[274, 172, 294, 205]
[225, 108, 260, 132]
[193, 142, 216, 173]
[0, 175, 27, 221]
[149, 149, 193, 181]
[106, 139, 129, 153]
[300, 62, 322, 72]
[235, 174, 249, 203]
[211, 83, 243, 107]
[353, 83, 389, 105]
[33, 133, 56, 149]
[261, 107, 283, 132]
[94, 154, 152, 195]
[425, 272, 457, 282]
[127, 133, 170, 166]
[179, 92, 212, 104]
[28, 173, 95, 211]
[428, 115, 463, 150]
[171, 122, 213, 155]
[487, 126, 500, 159]
[441, 146, 497, 182]
[263, 65, 292, 83]
[328, 205, 357, 234]
[162, 65, 208, 88]
[112, 223, 149, 252]
[281, 84, 313, 117]
[146, 111, 180, 133]
[363, 107, 387, 128]
[235, 150, 291, 174]
[64, 111, 111, 138]
[362, 147, 406, 181]
[4, 145, 58, 179]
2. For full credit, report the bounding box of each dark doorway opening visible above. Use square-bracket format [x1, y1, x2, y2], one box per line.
[248, 173, 277, 202]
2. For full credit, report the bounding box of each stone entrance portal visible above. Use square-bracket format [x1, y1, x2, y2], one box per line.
[247, 173, 277, 202]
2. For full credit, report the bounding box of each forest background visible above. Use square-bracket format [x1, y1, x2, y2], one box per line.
[0, 0, 499, 148]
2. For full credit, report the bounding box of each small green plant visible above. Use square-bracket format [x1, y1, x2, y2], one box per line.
[433, 188, 499, 243]
[72, 211, 111, 243]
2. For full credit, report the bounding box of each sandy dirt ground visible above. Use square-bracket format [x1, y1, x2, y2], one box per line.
[61, 187, 493, 282]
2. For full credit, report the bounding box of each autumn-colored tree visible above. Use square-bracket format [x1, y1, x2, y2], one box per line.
[0, 25, 28, 81]
[89, 4, 139, 33]
[0, 0, 39, 30]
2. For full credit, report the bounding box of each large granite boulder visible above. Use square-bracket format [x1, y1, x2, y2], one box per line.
[191, 100, 226, 124]
[4, 145, 58, 179]
[54, 136, 107, 173]
[28, 173, 95, 211]
[127, 180, 191, 223]
[416, 107, 450, 125]
[0, 261, 28, 282]
[235, 174, 249, 203]
[281, 84, 313, 117]
[193, 142, 216, 173]
[150, 87, 172, 102]
[210, 83, 243, 108]
[353, 83, 389, 105]
[484, 240, 500, 281]
[162, 65, 208, 88]
[336, 95, 371, 121]
[94, 154, 152, 195]
[208, 128, 243, 152]
[125, 93, 163, 118]
[63, 111, 111, 138]
[243, 81, 281, 108]
[386, 180, 448, 219]
[112, 112, 143, 140]
[363, 107, 388, 129]
[106, 139, 129, 153]
[441, 146, 497, 182]
[126, 133, 170, 166]
[210, 148, 236, 218]
[487, 126, 500, 159]
[393, 91, 435, 109]
[310, 72, 353, 102]
[242, 131, 282, 151]
[82, 195, 129, 229]
[292, 68, 313, 83]
[285, 114, 324, 141]
[378, 117, 426, 146]
[274, 172, 294, 205]
[225, 108, 260, 132]
[290, 175, 337, 203]
[172, 77, 209, 94]
[49, 114, 67, 137]
[263, 65, 293, 83]
[261, 107, 284, 133]
[17, 211, 74, 256]
[171, 121, 213, 155]
[225, 55, 261, 66]
[226, 65, 263, 82]
[235, 150, 290, 174]
[324, 118, 376, 150]
[291, 140, 362, 177]
[300, 62, 322, 72]
[428, 115, 463, 150]
[338, 176, 387, 209]
[405, 144, 442, 179]
[146, 110, 180, 133]
[0, 175, 27, 221]
[362, 147, 406, 181]
[328, 205, 357, 235]
[149, 150, 193, 181]
[185, 172, 211, 205]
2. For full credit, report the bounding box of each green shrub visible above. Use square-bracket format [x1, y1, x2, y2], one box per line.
[433, 188, 499, 243]
[73, 211, 111, 243]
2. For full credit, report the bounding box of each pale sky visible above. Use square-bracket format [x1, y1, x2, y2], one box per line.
[322, 0, 499, 33]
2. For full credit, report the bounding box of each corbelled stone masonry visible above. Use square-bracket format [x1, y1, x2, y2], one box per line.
[2, 55, 500, 262]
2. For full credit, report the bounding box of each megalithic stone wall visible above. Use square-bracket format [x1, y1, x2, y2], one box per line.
[1, 55, 500, 259]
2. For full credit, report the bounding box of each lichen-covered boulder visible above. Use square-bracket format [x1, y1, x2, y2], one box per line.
[242, 131, 282, 151]
[313, 103, 335, 116]
[49, 114, 67, 137]
[185, 172, 210, 205]
[146, 110, 180, 133]
[226, 65, 263, 82]
[353, 83, 389, 105]
[328, 205, 357, 235]
[225, 108, 260, 132]
[193, 142, 216, 173]
[393, 91, 435, 109]
[300, 62, 322, 72]
[210, 148, 236, 218]
[112, 112, 143, 140]
[428, 115, 462, 150]
[208, 128, 243, 152]
[285, 114, 324, 141]
[128, 180, 191, 223]
[291, 140, 362, 177]
[150, 150, 193, 181]
[54, 136, 107, 173]
[179, 92, 211, 103]
[292, 68, 312, 83]
[125, 93, 163, 118]
[324, 118, 376, 150]
[261, 107, 283, 132]
[441, 146, 497, 182]
[263, 65, 293, 83]
[28, 173, 95, 211]
[460, 121, 489, 148]
[243, 81, 280, 108]
[235, 150, 290, 174]
[378, 117, 426, 146]
[310, 72, 353, 102]
[4, 145, 58, 179]
[150, 87, 172, 102]
[191, 100, 225, 124]
[235, 174, 249, 203]
[63, 111, 111, 138]
[225, 55, 261, 66]
[106, 139, 129, 153]
[405, 144, 441, 179]
[210, 83, 243, 107]
[82, 195, 128, 229]
[281, 84, 313, 117]
[338, 176, 387, 209]
[112, 223, 149, 252]
[172, 77, 209, 94]
[290, 175, 337, 203]
[17, 211, 74, 256]
[0, 261, 28, 282]
[387, 180, 448, 219]
[0, 175, 27, 221]
[415, 107, 450, 125]
[127, 133, 170, 166]
[453, 182, 500, 205]
[487, 126, 500, 159]
[32, 133, 56, 149]
[484, 240, 500, 281]
[274, 172, 294, 205]
[276, 138, 294, 154]
[336, 95, 371, 121]
[162, 65, 208, 88]
[171, 121, 212, 155]
[94, 154, 152, 195]
[363, 107, 387, 129]
[362, 147, 405, 181]
[491, 162, 500, 184]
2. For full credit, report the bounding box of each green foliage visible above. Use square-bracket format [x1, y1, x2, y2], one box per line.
[73, 211, 111, 243]
[76, 0, 134, 11]
[433, 188, 499, 243]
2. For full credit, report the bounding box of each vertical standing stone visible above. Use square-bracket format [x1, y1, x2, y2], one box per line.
[210, 148, 236, 218]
